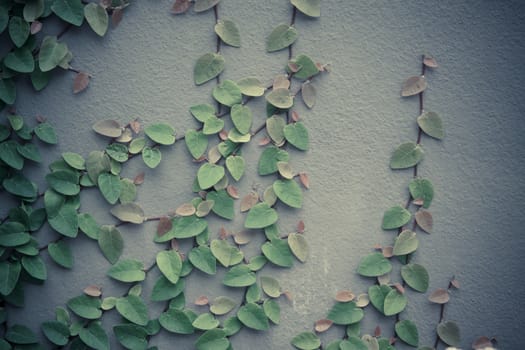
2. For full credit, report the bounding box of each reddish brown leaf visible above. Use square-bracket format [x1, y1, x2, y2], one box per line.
[198, 191, 208, 199]
[36, 115, 46, 123]
[393, 283, 405, 294]
[112, 8, 123, 27]
[219, 129, 228, 141]
[423, 55, 438, 68]
[133, 172, 145, 185]
[175, 203, 196, 217]
[355, 293, 370, 307]
[315, 62, 325, 72]
[170, 239, 179, 251]
[73, 72, 90, 94]
[240, 191, 259, 212]
[282, 290, 293, 301]
[299, 172, 310, 189]
[389, 337, 397, 345]
[100, 0, 111, 8]
[226, 185, 239, 199]
[291, 111, 300, 122]
[83, 285, 102, 297]
[157, 217, 172, 236]
[194, 155, 206, 163]
[373, 243, 382, 250]
[382, 246, 394, 258]
[428, 288, 450, 304]
[129, 119, 141, 134]
[451, 278, 460, 289]
[258, 137, 271, 146]
[412, 198, 424, 206]
[171, 0, 191, 14]
[314, 319, 333, 333]
[472, 336, 494, 349]
[194, 295, 209, 306]
[30, 21, 42, 34]
[219, 227, 229, 239]
[288, 62, 300, 73]
[374, 326, 381, 337]
[335, 290, 355, 302]
[297, 220, 305, 233]
[415, 209, 433, 233]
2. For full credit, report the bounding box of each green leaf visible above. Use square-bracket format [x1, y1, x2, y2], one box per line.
[210, 296, 236, 315]
[78, 213, 100, 239]
[154, 215, 207, 242]
[110, 203, 145, 224]
[119, 178, 136, 204]
[340, 337, 367, 350]
[44, 189, 65, 218]
[51, 0, 84, 26]
[215, 19, 240, 47]
[197, 163, 225, 189]
[417, 111, 444, 140]
[21, 255, 46, 280]
[357, 252, 392, 277]
[222, 316, 242, 336]
[266, 88, 293, 109]
[116, 295, 148, 326]
[23, 0, 45, 21]
[288, 232, 309, 263]
[188, 246, 216, 275]
[210, 239, 243, 267]
[291, 332, 321, 350]
[159, 308, 194, 334]
[395, 320, 419, 347]
[261, 276, 281, 298]
[245, 203, 278, 229]
[390, 142, 424, 169]
[382, 205, 411, 230]
[67, 295, 102, 320]
[289, 54, 320, 80]
[113, 324, 148, 350]
[42, 321, 70, 346]
[8, 115, 24, 131]
[107, 259, 145, 282]
[194, 53, 225, 85]
[393, 230, 419, 256]
[291, 0, 320, 17]
[237, 77, 265, 96]
[284, 122, 309, 151]
[31, 66, 51, 91]
[401, 263, 429, 292]
[38, 36, 69, 72]
[206, 190, 234, 220]
[47, 203, 78, 237]
[194, 0, 220, 12]
[225, 155, 245, 181]
[157, 250, 182, 284]
[273, 179, 303, 208]
[192, 313, 219, 330]
[48, 240, 73, 268]
[17, 143, 42, 163]
[230, 104, 252, 134]
[409, 178, 434, 208]
[267, 23, 298, 52]
[129, 137, 145, 154]
[5, 324, 37, 344]
[4, 48, 35, 73]
[223, 265, 256, 287]
[368, 285, 391, 314]
[217, 139, 236, 157]
[79, 322, 109, 350]
[185, 129, 208, 159]
[85, 151, 110, 183]
[262, 238, 294, 267]
[3, 173, 37, 198]
[151, 276, 185, 302]
[142, 147, 162, 168]
[327, 302, 364, 325]
[203, 116, 225, 135]
[98, 225, 123, 264]
[437, 321, 460, 346]
[0, 141, 24, 170]
[213, 80, 242, 107]
[105, 143, 128, 162]
[46, 170, 80, 196]
[9, 17, 30, 48]
[266, 115, 286, 145]
[245, 283, 261, 304]
[0, 78, 15, 104]
[237, 303, 269, 331]
[84, 3, 108, 36]
[384, 289, 408, 316]
[263, 299, 280, 324]
[145, 123, 176, 145]
[0, 261, 21, 295]
[97, 173, 121, 204]
[195, 329, 229, 350]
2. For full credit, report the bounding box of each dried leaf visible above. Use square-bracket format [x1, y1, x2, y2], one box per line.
[133, 172, 145, 185]
[83, 285, 102, 297]
[226, 185, 239, 199]
[301, 82, 316, 109]
[451, 278, 460, 289]
[207, 145, 221, 164]
[415, 209, 433, 233]
[73, 72, 90, 94]
[283, 291, 293, 301]
[314, 319, 333, 333]
[93, 120, 122, 138]
[175, 203, 196, 217]
[412, 198, 424, 206]
[401, 76, 427, 97]
[288, 62, 300, 72]
[233, 231, 254, 245]
[157, 217, 172, 236]
[355, 293, 370, 308]
[170, 239, 179, 251]
[112, 8, 123, 27]
[393, 283, 405, 294]
[195, 295, 209, 306]
[129, 119, 141, 134]
[315, 62, 325, 72]
[259, 137, 271, 146]
[291, 111, 300, 122]
[240, 191, 259, 212]
[382, 246, 393, 258]
[374, 326, 381, 337]
[219, 227, 228, 239]
[472, 336, 493, 349]
[428, 288, 450, 304]
[196, 200, 214, 217]
[219, 129, 228, 141]
[30, 21, 42, 34]
[297, 220, 305, 233]
[116, 128, 132, 142]
[423, 55, 438, 68]
[299, 172, 310, 189]
[377, 273, 390, 285]
[335, 290, 355, 302]
[171, 0, 191, 14]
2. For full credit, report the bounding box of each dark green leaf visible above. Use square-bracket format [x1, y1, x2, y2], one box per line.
[113, 324, 148, 350]
[42, 321, 70, 346]
[0, 140, 24, 170]
[4, 48, 34, 73]
[395, 320, 419, 347]
[9, 17, 30, 48]
[116, 295, 148, 326]
[368, 285, 392, 315]
[382, 205, 411, 230]
[98, 225, 123, 264]
[194, 329, 229, 350]
[48, 240, 73, 268]
[21, 255, 47, 280]
[151, 276, 185, 302]
[154, 215, 207, 242]
[5, 324, 37, 344]
[51, 0, 84, 26]
[3, 173, 37, 198]
[34, 122, 57, 144]
[237, 303, 269, 331]
[67, 295, 102, 320]
[159, 308, 194, 334]
[79, 322, 109, 350]
[47, 203, 78, 237]
[188, 245, 216, 275]
[384, 289, 407, 316]
[78, 213, 99, 239]
[289, 54, 320, 80]
[23, 0, 45, 21]
[0, 261, 21, 295]
[38, 36, 69, 72]
[16, 143, 41, 163]
[46, 170, 80, 196]
[437, 321, 460, 346]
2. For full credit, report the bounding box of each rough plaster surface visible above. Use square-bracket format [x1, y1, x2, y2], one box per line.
[2, 0, 525, 349]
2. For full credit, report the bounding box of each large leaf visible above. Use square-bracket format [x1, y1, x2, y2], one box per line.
[213, 80, 242, 107]
[194, 53, 225, 85]
[194, 0, 220, 12]
[84, 3, 108, 36]
[42, 321, 70, 346]
[97, 173, 121, 204]
[39, 36, 69, 73]
[48, 240, 73, 268]
[225, 155, 245, 181]
[3, 173, 37, 198]
[0, 140, 24, 170]
[9, 16, 30, 48]
[210, 239, 244, 267]
[194, 329, 229, 350]
[288, 233, 309, 263]
[237, 77, 265, 96]
[151, 276, 185, 302]
[4, 48, 34, 73]
[0, 78, 16, 104]
[197, 163, 225, 189]
[230, 104, 252, 134]
[258, 146, 289, 175]
[0, 261, 21, 295]
[266, 88, 293, 109]
[107, 259, 145, 282]
[113, 324, 148, 350]
[98, 225, 123, 264]
[142, 147, 161, 168]
[47, 203, 79, 238]
[223, 265, 256, 287]
[215, 19, 240, 47]
[145, 123, 176, 145]
[382, 205, 411, 230]
[157, 250, 182, 284]
[185, 129, 208, 159]
[192, 313, 219, 330]
[159, 308, 194, 334]
[327, 302, 364, 325]
[368, 285, 392, 314]
[210, 296, 236, 315]
[417, 111, 444, 140]
[116, 295, 149, 326]
[401, 263, 429, 292]
[291, 0, 321, 17]
[46, 170, 80, 196]
[267, 24, 298, 52]
[245, 203, 278, 229]
[357, 252, 392, 277]
[237, 303, 269, 331]
[283, 122, 309, 151]
[110, 203, 145, 224]
[437, 321, 461, 346]
[390, 142, 424, 169]
[261, 239, 294, 267]
[67, 295, 102, 320]
[206, 190, 234, 220]
[51, 0, 84, 26]
[189, 246, 216, 275]
[393, 230, 419, 256]
[273, 179, 303, 208]
[5, 324, 37, 344]
[79, 322, 109, 350]
[401, 76, 427, 97]
[395, 320, 419, 347]
[383, 289, 408, 316]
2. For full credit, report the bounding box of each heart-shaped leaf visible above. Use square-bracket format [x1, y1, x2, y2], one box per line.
[266, 24, 298, 52]
[245, 203, 278, 229]
[194, 53, 225, 85]
[393, 230, 419, 256]
[390, 142, 424, 169]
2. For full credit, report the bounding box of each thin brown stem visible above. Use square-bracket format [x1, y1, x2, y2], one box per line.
[289, 7, 297, 59]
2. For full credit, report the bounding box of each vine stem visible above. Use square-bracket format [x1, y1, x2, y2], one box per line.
[289, 7, 297, 59]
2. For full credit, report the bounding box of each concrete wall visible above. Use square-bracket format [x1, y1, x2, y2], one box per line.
[3, 0, 525, 348]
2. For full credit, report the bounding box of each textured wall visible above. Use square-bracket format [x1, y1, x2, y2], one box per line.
[3, 0, 525, 348]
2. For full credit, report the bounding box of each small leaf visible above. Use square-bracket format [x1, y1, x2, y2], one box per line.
[73, 72, 90, 94]
[93, 120, 122, 138]
[414, 209, 433, 233]
[401, 76, 427, 97]
[382, 205, 411, 230]
[42, 321, 70, 346]
[395, 320, 419, 347]
[79, 322, 109, 350]
[110, 203, 145, 224]
[225, 155, 245, 181]
[288, 54, 320, 80]
[194, 53, 225, 85]
[215, 19, 240, 47]
[291, 0, 321, 17]
[198, 163, 225, 189]
[114, 324, 148, 350]
[84, 3, 109, 36]
[267, 24, 298, 52]
[213, 80, 242, 107]
[9, 17, 30, 48]
[185, 129, 208, 159]
[266, 115, 286, 145]
[262, 239, 294, 267]
[355, 293, 370, 308]
[34, 122, 58, 144]
[189, 246, 216, 275]
[291, 332, 321, 349]
[284, 122, 309, 151]
[288, 232, 309, 262]
[98, 173, 121, 204]
[428, 288, 450, 304]
[417, 111, 444, 140]
[357, 253, 392, 277]
[314, 319, 333, 333]
[423, 55, 438, 68]
[240, 191, 258, 212]
[0, 261, 21, 296]
[159, 308, 194, 334]
[437, 321, 461, 346]
[38, 36, 68, 72]
[301, 82, 316, 108]
[383, 289, 407, 316]
[176, 203, 196, 217]
[210, 239, 243, 267]
[266, 88, 293, 109]
[261, 276, 281, 298]
[195, 329, 229, 350]
[390, 142, 424, 169]
[393, 230, 419, 256]
[299, 172, 310, 189]
[258, 146, 289, 175]
[83, 285, 102, 297]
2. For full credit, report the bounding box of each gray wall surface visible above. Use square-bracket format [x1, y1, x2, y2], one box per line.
[2, 0, 525, 349]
